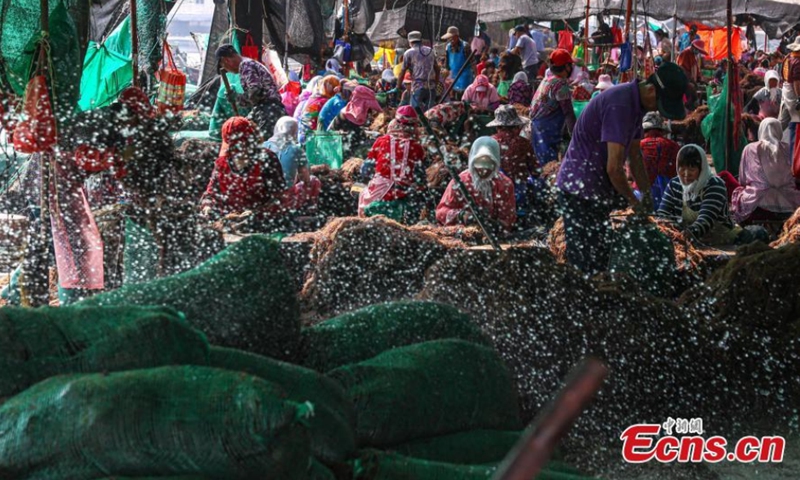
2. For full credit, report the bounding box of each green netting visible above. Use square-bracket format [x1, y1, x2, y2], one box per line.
[79, 235, 301, 360]
[299, 301, 491, 373]
[79, 16, 132, 111]
[608, 221, 676, 297]
[123, 217, 160, 286]
[135, 0, 165, 79]
[102, 477, 209, 480]
[0, 305, 209, 400]
[391, 430, 521, 465]
[328, 340, 522, 448]
[354, 451, 496, 480]
[354, 451, 597, 480]
[0, 366, 310, 479]
[701, 74, 745, 176]
[209, 73, 249, 142]
[1, 0, 85, 123]
[308, 458, 337, 480]
[208, 346, 356, 463]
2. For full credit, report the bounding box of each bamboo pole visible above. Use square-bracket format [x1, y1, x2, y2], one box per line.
[131, 0, 139, 87]
[724, 0, 733, 173]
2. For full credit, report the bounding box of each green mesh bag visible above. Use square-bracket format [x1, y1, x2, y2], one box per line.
[0, 366, 311, 479]
[300, 301, 491, 373]
[354, 451, 597, 480]
[1, 0, 86, 120]
[328, 340, 521, 448]
[308, 458, 337, 480]
[123, 217, 160, 286]
[209, 346, 356, 462]
[102, 477, 209, 480]
[208, 72, 249, 142]
[354, 451, 496, 479]
[0, 305, 208, 400]
[391, 430, 522, 465]
[79, 235, 301, 360]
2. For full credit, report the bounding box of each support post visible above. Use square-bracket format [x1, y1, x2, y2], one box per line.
[724, 0, 733, 172]
[131, 0, 139, 87]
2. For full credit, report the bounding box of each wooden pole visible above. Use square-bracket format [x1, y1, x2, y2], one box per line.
[583, 0, 590, 65]
[724, 0, 733, 173]
[343, 0, 349, 37]
[37, 0, 52, 307]
[131, 0, 139, 87]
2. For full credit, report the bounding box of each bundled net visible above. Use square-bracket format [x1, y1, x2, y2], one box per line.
[310, 165, 358, 218]
[669, 105, 709, 146]
[79, 235, 300, 360]
[328, 339, 521, 448]
[300, 216, 451, 317]
[0, 305, 209, 400]
[341, 157, 365, 182]
[771, 206, 800, 248]
[299, 301, 491, 372]
[208, 346, 356, 463]
[0, 366, 311, 479]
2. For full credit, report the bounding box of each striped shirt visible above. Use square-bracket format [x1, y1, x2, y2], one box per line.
[657, 176, 735, 239]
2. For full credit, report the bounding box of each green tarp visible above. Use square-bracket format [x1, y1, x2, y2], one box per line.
[79, 16, 133, 111]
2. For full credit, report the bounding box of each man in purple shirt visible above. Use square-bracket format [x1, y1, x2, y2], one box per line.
[555, 62, 688, 275]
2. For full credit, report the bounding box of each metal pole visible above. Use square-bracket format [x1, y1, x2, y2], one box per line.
[724, 0, 733, 172]
[131, 0, 139, 87]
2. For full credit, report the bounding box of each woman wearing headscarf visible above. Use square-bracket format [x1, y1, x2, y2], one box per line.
[461, 74, 501, 112]
[436, 136, 517, 231]
[265, 116, 322, 214]
[507, 71, 533, 106]
[280, 70, 303, 116]
[657, 144, 766, 245]
[325, 58, 343, 78]
[298, 75, 341, 142]
[358, 106, 428, 222]
[201, 117, 286, 222]
[747, 70, 782, 119]
[730, 118, 800, 223]
[329, 85, 383, 157]
[319, 80, 356, 131]
[293, 75, 322, 124]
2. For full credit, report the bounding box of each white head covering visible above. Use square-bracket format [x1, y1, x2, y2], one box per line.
[677, 144, 711, 204]
[764, 69, 780, 102]
[758, 117, 784, 161]
[326, 58, 342, 75]
[468, 136, 501, 201]
[382, 68, 396, 83]
[268, 116, 299, 150]
[512, 71, 528, 84]
[305, 76, 322, 95]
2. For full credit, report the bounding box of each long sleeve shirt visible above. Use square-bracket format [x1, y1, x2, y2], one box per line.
[657, 176, 735, 239]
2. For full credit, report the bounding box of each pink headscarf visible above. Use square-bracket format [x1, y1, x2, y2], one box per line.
[342, 86, 383, 126]
[462, 75, 500, 111]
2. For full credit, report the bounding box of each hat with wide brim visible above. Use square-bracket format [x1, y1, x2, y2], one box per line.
[441, 26, 459, 40]
[595, 74, 614, 90]
[486, 104, 530, 127]
[788, 35, 800, 52]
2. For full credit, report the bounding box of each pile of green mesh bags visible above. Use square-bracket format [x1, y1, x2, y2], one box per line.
[79, 235, 301, 360]
[0, 249, 598, 480]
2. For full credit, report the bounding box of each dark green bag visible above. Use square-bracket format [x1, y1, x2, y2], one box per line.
[0, 305, 208, 400]
[392, 430, 521, 465]
[0, 366, 311, 480]
[208, 346, 356, 462]
[300, 301, 491, 373]
[79, 235, 300, 360]
[328, 340, 521, 448]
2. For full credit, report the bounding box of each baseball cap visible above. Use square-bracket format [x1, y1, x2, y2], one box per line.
[441, 26, 459, 40]
[648, 62, 688, 120]
[549, 49, 573, 67]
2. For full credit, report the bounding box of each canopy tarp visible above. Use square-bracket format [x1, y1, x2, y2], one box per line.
[476, 0, 800, 38]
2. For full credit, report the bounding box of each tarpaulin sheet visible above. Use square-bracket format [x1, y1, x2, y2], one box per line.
[477, 0, 800, 38]
[697, 27, 744, 61]
[366, 2, 477, 44]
